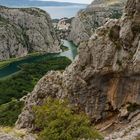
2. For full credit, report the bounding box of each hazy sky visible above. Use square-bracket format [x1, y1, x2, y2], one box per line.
[40, 0, 93, 4]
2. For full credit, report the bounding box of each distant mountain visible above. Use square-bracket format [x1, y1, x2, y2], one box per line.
[0, 0, 87, 7]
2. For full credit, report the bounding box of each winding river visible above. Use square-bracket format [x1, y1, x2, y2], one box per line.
[60, 40, 77, 60]
[0, 40, 77, 79]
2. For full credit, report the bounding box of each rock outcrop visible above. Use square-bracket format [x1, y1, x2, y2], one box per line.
[0, 6, 60, 60]
[104, 113, 140, 140]
[0, 133, 19, 140]
[53, 18, 73, 40]
[0, 127, 36, 140]
[16, 0, 140, 138]
[68, 0, 127, 45]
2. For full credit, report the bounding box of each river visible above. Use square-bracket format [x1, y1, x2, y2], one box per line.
[0, 40, 77, 79]
[60, 40, 77, 61]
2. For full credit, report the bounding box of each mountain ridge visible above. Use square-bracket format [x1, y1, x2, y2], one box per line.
[0, 6, 60, 60]
[0, 0, 87, 7]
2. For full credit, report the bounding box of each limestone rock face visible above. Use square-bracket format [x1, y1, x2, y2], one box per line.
[0, 6, 60, 60]
[54, 18, 73, 40]
[68, 0, 127, 45]
[16, 0, 140, 136]
[104, 114, 140, 140]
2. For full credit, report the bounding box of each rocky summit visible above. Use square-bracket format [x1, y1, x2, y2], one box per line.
[16, 0, 140, 139]
[0, 6, 60, 60]
[68, 0, 127, 45]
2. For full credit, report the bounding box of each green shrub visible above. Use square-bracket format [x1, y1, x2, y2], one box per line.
[0, 99, 23, 126]
[34, 98, 103, 140]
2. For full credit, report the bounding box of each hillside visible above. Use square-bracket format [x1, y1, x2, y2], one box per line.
[0, 6, 60, 60]
[68, 0, 127, 45]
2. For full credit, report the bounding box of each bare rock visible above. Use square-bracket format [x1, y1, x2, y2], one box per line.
[68, 0, 127, 45]
[0, 6, 60, 60]
[0, 133, 20, 140]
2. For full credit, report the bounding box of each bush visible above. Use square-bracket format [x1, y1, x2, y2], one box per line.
[34, 98, 103, 140]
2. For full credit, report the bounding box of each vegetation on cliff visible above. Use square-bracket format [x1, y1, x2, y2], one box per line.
[34, 98, 103, 140]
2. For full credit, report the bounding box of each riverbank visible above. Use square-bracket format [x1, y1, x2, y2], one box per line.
[0, 52, 48, 69]
[0, 56, 71, 126]
[0, 53, 58, 78]
[0, 40, 77, 79]
[60, 40, 77, 60]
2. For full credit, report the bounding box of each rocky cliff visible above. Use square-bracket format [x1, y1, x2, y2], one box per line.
[53, 18, 73, 40]
[68, 0, 127, 45]
[0, 6, 60, 60]
[16, 0, 140, 139]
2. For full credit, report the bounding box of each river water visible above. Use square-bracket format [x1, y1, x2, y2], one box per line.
[0, 40, 77, 79]
[60, 40, 77, 61]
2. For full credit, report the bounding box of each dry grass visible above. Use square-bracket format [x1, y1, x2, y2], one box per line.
[0, 127, 26, 138]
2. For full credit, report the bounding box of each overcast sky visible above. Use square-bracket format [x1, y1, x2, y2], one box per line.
[39, 0, 93, 4]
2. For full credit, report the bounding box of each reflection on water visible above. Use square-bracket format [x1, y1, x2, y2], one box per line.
[0, 40, 77, 78]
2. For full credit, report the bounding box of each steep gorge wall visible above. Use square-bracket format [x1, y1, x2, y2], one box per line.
[16, 0, 140, 138]
[0, 6, 60, 60]
[68, 0, 127, 45]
